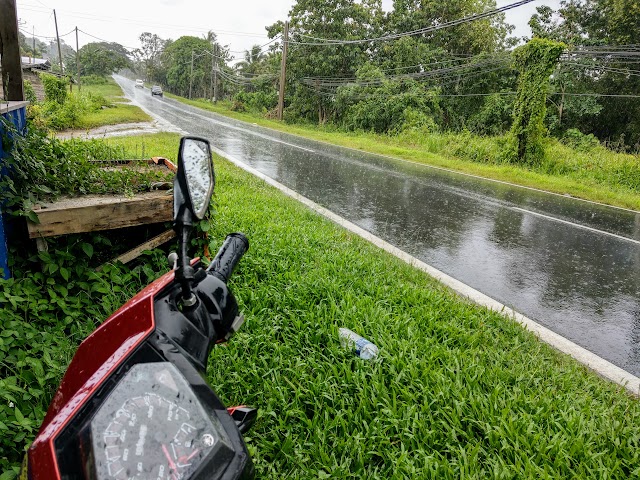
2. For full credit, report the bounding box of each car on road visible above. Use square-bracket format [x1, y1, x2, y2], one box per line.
[151, 85, 163, 97]
[135, 79, 144, 88]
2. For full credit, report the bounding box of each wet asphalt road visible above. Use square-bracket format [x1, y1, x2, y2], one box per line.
[116, 76, 640, 376]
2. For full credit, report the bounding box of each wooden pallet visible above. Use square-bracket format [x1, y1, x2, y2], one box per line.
[26, 157, 177, 260]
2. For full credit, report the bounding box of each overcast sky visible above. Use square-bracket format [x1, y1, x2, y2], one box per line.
[16, 0, 557, 61]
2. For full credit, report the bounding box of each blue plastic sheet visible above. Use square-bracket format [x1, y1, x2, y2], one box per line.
[0, 104, 28, 279]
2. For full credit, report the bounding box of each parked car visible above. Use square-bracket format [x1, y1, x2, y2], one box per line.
[135, 79, 144, 88]
[151, 85, 163, 97]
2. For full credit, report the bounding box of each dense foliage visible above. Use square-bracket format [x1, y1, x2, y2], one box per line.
[0, 238, 169, 477]
[73, 42, 131, 77]
[126, 0, 639, 153]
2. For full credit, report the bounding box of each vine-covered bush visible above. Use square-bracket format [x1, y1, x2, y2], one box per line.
[40, 74, 68, 105]
[504, 38, 566, 165]
[22, 80, 37, 104]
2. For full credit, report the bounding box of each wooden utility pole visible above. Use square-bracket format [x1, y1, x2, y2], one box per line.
[212, 44, 218, 103]
[0, 0, 24, 100]
[75, 27, 80, 91]
[32, 26, 35, 63]
[277, 20, 289, 121]
[53, 9, 64, 74]
[188, 50, 194, 99]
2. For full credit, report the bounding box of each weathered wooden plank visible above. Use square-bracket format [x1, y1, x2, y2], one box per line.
[27, 191, 173, 238]
[97, 229, 175, 271]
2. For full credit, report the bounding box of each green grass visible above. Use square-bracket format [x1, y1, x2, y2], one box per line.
[105, 133, 640, 478]
[75, 104, 151, 129]
[167, 95, 640, 211]
[74, 77, 151, 129]
[80, 78, 126, 100]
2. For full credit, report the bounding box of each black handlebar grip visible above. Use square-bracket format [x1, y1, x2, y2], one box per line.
[207, 233, 249, 283]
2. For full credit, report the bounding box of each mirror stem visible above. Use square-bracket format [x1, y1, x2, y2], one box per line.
[176, 223, 197, 306]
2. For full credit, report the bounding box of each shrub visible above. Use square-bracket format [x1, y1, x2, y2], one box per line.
[40, 74, 68, 105]
[469, 93, 514, 136]
[561, 128, 600, 151]
[395, 107, 438, 134]
[0, 238, 169, 477]
[22, 80, 37, 104]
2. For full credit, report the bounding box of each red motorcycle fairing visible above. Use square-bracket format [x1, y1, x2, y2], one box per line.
[27, 268, 176, 480]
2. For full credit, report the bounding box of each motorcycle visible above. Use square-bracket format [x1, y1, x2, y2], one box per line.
[21, 136, 255, 480]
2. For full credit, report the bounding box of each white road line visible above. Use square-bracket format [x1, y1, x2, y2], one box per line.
[210, 143, 640, 397]
[512, 207, 640, 245]
[159, 98, 316, 153]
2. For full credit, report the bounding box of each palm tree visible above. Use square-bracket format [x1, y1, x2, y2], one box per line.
[235, 45, 266, 75]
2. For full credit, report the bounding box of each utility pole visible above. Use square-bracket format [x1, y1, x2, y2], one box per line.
[53, 9, 64, 74]
[277, 20, 289, 121]
[213, 44, 218, 103]
[32, 26, 35, 63]
[0, 0, 24, 101]
[209, 44, 214, 102]
[75, 27, 81, 91]
[188, 50, 194, 99]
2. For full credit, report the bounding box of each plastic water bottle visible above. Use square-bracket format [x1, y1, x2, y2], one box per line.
[339, 328, 379, 360]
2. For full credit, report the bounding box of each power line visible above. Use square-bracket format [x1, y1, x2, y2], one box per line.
[308, 88, 640, 100]
[228, 36, 281, 55]
[19, 28, 56, 40]
[286, 0, 535, 46]
[566, 62, 640, 77]
[301, 56, 511, 87]
[77, 29, 138, 50]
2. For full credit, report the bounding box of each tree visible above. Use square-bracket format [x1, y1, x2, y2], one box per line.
[163, 36, 213, 98]
[529, 0, 640, 147]
[267, 0, 384, 124]
[72, 42, 130, 76]
[236, 45, 267, 75]
[46, 39, 75, 73]
[18, 32, 47, 58]
[134, 32, 166, 81]
[386, 0, 514, 56]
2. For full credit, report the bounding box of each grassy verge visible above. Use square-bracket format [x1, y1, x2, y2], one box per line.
[76, 77, 150, 129]
[80, 78, 126, 100]
[106, 133, 640, 478]
[74, 104, 151, 129]
[166, 94, 640, 211]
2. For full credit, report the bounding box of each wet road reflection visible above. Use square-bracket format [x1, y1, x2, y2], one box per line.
[116, 76, 640, 376]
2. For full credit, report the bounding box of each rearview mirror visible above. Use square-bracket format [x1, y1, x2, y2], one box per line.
[172, 136, 215, 304]
[174, 136, 214, 222]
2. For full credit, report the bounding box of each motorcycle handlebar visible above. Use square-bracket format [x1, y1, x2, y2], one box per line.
[207, 233, 249, 283]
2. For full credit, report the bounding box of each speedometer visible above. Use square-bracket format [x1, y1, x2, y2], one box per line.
[90, 363, 233, 480]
